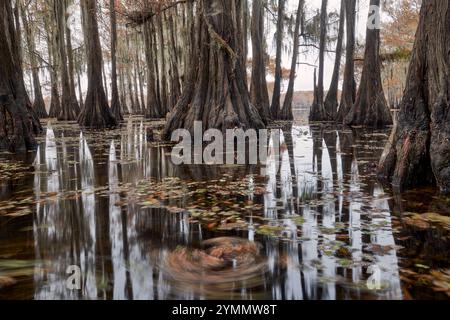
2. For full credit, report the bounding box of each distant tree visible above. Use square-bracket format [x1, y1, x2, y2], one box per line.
[279, 0, 304, 121]
[382, 0, 421, 51]
[78, 0, 117, 129]
[54, 0, 77, 121]
[324, 0, 345, 120]
[336, 0, 356, 122]
[250, 0, 271, 123]
[65, 0, 81, 116]
[44, 10, 62, 119]
[110, 0, 123, 122]
[309, 0, 328, 122]
[20, 0, 48, 119]
[270, 0, 285, 119]
[344, 0, 392, 128]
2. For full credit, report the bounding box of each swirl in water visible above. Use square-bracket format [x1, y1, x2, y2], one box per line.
[160, 237, 267, 298]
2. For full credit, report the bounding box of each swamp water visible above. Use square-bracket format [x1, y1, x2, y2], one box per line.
[0, 118, 448, 300]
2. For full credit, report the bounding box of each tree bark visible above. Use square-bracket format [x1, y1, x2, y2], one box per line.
[280, 0, 304, 121]
[132, 60, 141, 114]
[270, 0, 285, 118]
[45, 16, 61, 119]
[344, 0, 392, 128]
[157, 14, 168, 116]
[124, 32, 137, 115]
[309, 0, 328, 122]
[78, 0, 118, 129]
[20, 1, 48, 119]
[65, 1, 81, 116]
[134, 32, 145, 114]
[0, 0, 41, 152]
[119, 68, 129, 115]
[336, 0, 356, 122]
[378, 0, 449, 194]
[250, 0, 270, 123]
[163, 0, 265, 139]
[151, 22, 163, 115]
[324, 0, 345, 120]
[240, 0, 249, 80]
[110, 0, 123, 122]
[143, 20, 162, 118]
[55, 1, 77, 121]
[167, 11, 181, 112]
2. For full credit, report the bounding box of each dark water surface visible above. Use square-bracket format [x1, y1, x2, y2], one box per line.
[0, 118, 448, 300]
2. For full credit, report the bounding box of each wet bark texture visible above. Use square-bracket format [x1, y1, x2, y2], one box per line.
[0, 0, 41, 152]
[336, 0, 356, 122]
[378, 0, 449, 193]
[78, 0, 118, 129]
[163, 0, 265, 139]
[344, 0, 392, 128]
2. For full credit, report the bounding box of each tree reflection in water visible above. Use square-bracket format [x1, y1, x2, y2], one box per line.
[4, 119, 408, 300]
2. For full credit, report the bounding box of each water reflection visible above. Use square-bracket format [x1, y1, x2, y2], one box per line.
[3, 119, 407, 300]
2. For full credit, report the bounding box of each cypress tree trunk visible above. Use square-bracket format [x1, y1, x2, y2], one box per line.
[124, 33, 136, 115]
[344, 0, 392, 128]
[157, 14, 168, 115]
[55, 1, 77, 121]
[250, 0, 270, 123]
[163, 0, 265, 139]
[110, 0, 123, 122]
[65, 3, 81, 117]
[20, 1, 48, 119]
[143, 20, 162, 118]
[240, 0, 249, 80]
[103, 64, 109, 104]
[0, 0, 41, 152]
[119, 68, 129, 116]
[133, 33, 144, 114]
[309, 0, 328, 122]
[46, 18, 61, 119]
[280, 0, 304, 121]
[152, 24, 163, 115]
[167, 11, 181, 111]
[132, 58, 141, 114]
[324, 0, 345, 121]
[137, 34, 146, 114]
[78, 0, 118, 129]
[336, 0, 356, 122]
[77, 66, 84, 111]
[378, 0, 449, 194]
[270, 0, 285, 119]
